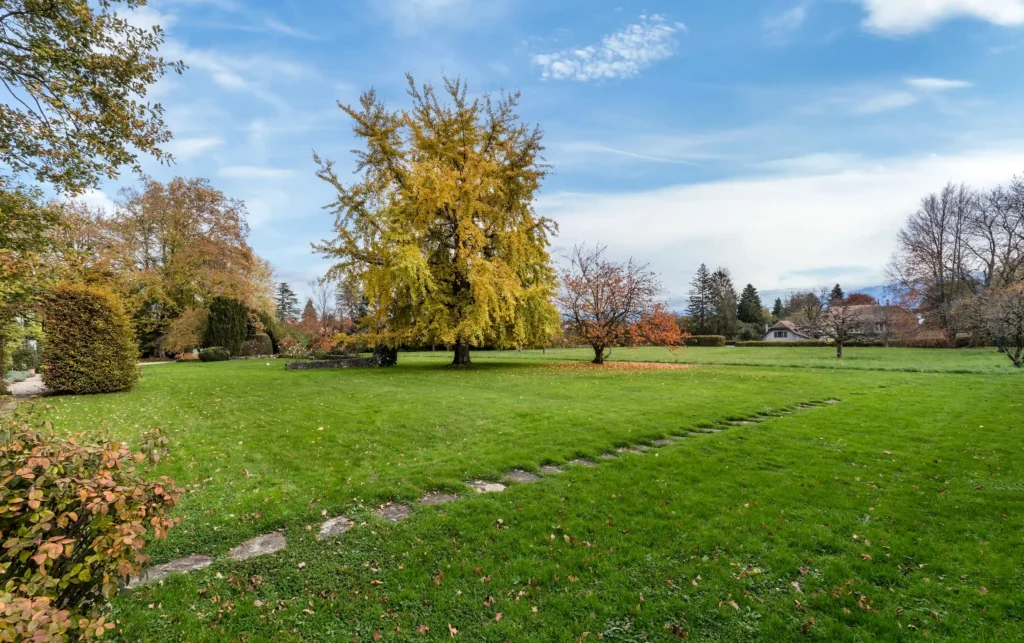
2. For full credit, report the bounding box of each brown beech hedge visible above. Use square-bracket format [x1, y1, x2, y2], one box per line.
[42, 284, 139, 395]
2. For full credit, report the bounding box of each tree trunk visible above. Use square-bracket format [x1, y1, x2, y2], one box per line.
[0, 317, 10, 396]
[592, 345, 605, 365]
[451, 341, 472, 367]
[836, 341, 844, 359]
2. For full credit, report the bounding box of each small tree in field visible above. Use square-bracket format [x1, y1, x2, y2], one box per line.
[558, 244, 678, 364]
[985, 285, 1024, 367]
[821, 305, 865, 358]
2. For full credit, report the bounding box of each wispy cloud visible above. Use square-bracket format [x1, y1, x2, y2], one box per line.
[858, 0, 1024, 35]
[764, 2, 810, 43]
[905, 77, 973, 91]
[806, 77, 973, 115]
[218, 166, 296, 180]
[164, 137, 223, 160]
[533, 15, 685, 82]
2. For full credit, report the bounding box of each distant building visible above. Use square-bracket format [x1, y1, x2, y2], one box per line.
[762, 320, 816, 342]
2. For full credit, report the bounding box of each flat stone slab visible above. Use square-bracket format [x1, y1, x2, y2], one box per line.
[599, 452, 618, 460]
[825, 399, 840, 404]
[128, 555, 213, 588]
[539, 466, 563, 475]
[317, 516, 355, 540]
[652, 439, 675, 446]
[375, 503, 413, 523]
[634, 444, 652, 452]
[468, 480, 506, 493]
[420, 492, 459, 505]
[229, 531, 287, 559]
[617, 447, 645, 455]
[504, 470, 540, 483]
[569, 458, 596, 467]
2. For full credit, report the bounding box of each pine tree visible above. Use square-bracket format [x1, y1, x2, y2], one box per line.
[686, 264, 713, 334]
[830, 283, 845, 302]
[275, 282, 299, 322]
[300, 299, 317, 329]
[737, 284, 764, 324]
[772, 298, 785, 319]
[709, 268, 738, 337]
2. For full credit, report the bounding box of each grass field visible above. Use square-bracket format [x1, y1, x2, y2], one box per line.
[30, 348, 1024, 641]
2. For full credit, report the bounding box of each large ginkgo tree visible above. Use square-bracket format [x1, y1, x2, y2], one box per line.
[314, 76, 560, 366]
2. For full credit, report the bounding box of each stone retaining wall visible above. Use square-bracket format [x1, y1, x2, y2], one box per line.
[285, 358, 376, 370]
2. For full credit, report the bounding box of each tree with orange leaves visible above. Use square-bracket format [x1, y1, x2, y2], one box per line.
[558, 244, 682, 364]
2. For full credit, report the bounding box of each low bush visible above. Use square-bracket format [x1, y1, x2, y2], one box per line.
[735, 340, 827, 347]
[10, 345, 40, 371]
[256, 311, 281, 354]
[892, 336, 973, 349]
[198, 347, 230, 362]
[0, 406, 181, 642]
[684, 335, 727, 347]
[176, 352, 199, 362]
[42, 283, 140, 395]
[238, 333, 273, 357]
[277, 337, 307, 359]
[373, 346, 399, 367]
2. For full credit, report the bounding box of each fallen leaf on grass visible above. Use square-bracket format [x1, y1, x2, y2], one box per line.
[373, 631, 381, 641]
[791, 581, 803, 593]
[801, 617, 815, 635]
[495, 613, 503, 622]
[448, 623, 458, 637]
[417, 624, 429, 635]
[979, 586, 989, 595]
[861, 554, 872, 561]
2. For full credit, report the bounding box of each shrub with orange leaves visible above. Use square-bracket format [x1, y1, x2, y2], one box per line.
[0, 404, 182, 642]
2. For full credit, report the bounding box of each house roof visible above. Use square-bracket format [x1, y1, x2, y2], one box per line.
[768, 320, 799, 331]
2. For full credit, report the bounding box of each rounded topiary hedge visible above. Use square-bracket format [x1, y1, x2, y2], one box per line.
[239, 333, 273, 357]
[684, 335, 727, 347]
[42, 283, 140, 394]
[199, 347, 231, 362]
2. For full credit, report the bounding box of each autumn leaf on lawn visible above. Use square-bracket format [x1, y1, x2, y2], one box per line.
[373, 631, 381, 641]
[448, 623, 458, 637]
[791, 581, 803, 593]
[495, 613, 503, 621]
[417, 624, 429, 635]
[979, 586, 989, 595]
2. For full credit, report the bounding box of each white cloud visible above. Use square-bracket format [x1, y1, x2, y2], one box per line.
[70, 189, 117, 215]
[533, 15, 684, 82]
[764, 2, 810, 41]
[164, 137, 223, 160]
[905, 77, 973, 91]
[539, 146, 1024, 297]
[859, 0, 1024, 35]
[218, 166, 296, 180]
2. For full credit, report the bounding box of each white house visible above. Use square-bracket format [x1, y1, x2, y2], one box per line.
[762, 320, 816, 342]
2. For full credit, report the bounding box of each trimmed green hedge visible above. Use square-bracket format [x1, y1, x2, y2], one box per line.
[199, 347, 230, 362]
[735, 340, 827, 347]
[11, 344, 40, 371]
[685, 335, 727, 347]
[42, 283, 140, 394]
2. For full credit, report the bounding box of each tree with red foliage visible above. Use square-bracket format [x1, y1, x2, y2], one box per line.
[558, 244, 682, 364]
[844, 293, 878, 305]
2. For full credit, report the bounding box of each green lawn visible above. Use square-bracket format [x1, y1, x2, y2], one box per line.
[29, 349, 1024, 641]
[406, 346, 1019, 374]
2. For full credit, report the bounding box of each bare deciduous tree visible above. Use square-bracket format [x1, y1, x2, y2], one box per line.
[308, 278, 337, 339]
[821, 305, 865, 359]
[984, 285, 1024, 368]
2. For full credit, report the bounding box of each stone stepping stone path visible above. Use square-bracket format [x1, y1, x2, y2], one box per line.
[420, 492, 460, 505]
[569, 458, 596, 467]
[128, 555, 212, 588]
[229, 531, 287, 560]
[128, 398, 839, 589]
[468, 480, 507, 493]
[375, 503, 413, 523]
[318, 516, 354, 540]
[504, 470, 541, 483]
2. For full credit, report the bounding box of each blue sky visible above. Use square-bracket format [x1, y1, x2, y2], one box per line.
[81, 0, 1024, 308]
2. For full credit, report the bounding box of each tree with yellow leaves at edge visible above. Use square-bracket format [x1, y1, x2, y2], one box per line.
[0, 0, 184, 194]
[314, 75, 560, 366]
